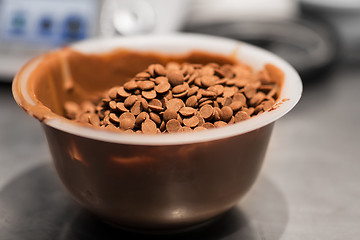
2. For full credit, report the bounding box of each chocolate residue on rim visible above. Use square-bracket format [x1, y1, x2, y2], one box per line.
[13, 48, 284, 124]
[269, 98, 290, 112]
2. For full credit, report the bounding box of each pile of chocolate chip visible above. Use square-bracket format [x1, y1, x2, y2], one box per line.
[64, 62, 280, 134]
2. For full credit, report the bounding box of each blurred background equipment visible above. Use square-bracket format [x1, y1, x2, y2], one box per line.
[0, 0, 190, 81]
[0, 0, 99, 79]
[300, 0, 360, 62]
[185, 19, 337, 82]
[0, 0, 357, 81]
[100, 0, 189, 36]
[184, 0, 338, 81]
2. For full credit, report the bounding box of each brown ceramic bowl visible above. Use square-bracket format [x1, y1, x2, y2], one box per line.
[12, 34, 302, 231]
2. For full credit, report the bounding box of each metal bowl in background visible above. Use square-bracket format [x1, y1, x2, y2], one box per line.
[185, 19, 338, 82]
[300, 0, 360, 63]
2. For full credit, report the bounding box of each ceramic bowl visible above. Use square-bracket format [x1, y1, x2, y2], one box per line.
[12, 34, 302, 231]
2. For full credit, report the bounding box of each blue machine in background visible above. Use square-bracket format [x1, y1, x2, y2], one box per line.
[0, 0, 189, 80]
[0, 0, 98, 46]
[0, 0, 99, 79]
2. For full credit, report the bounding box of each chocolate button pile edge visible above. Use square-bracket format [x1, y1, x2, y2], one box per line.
[64, 61, 282, 134]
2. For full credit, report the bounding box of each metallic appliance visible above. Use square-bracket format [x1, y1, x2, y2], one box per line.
[0, 0, 189, 80]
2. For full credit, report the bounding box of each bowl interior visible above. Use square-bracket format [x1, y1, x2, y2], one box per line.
[13, 33, 302, 145]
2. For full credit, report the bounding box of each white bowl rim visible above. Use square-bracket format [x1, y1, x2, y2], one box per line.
[15, 33, 302, 146]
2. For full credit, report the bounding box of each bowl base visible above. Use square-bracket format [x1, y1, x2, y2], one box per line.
[103, 216, 220, 235]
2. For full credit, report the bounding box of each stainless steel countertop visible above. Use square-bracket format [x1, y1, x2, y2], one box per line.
[1, 63, 359, 239]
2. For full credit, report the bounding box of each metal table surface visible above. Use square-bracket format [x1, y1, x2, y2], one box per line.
[0, 63, 359, 240]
